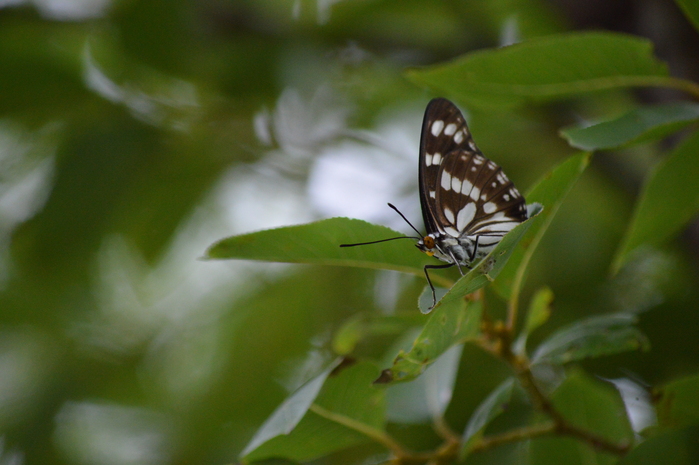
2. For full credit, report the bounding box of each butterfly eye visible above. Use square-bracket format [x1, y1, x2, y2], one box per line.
[423, 236, 435, 249]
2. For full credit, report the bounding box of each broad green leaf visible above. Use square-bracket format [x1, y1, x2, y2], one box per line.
[676, 0, 699, 32]
[461, 377, 517, 457]
[531, 313, 650, 366]
[612, 129, 699, 273]
[241, 359, 341, 458]
[656, 373, 699, 429]
[513, 286, 554, 355]
[407, 32, 669, 108]
[378, 299, 482, 384]
[434, 205, 543, 310]
[332, 313, 425, 355]
[561, 102, 699, 150]
[386, 344, 463, 424]
[314, 361, 386, 428]
[530, 369, 634, 465]
[205, 218, 452, 287]
[618, 425, 699, 465]
[553, 370, 633, 441]
[243, 361, 385, 462]
[493, 153, 591, 300]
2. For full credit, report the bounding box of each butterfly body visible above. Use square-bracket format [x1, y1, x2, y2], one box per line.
[417, 232, 481, 268]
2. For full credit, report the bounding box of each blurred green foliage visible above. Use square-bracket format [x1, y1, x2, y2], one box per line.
[1, 1, 699, 464]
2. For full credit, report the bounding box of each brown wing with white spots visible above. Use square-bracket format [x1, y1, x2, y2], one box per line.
[435, 150, 527, 244]
[419, 98, 526, 241]
[418, 98, 474, 235]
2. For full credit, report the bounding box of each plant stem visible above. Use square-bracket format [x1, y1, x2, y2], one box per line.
[469, 422, 556, 453]
[490, 338, 631, 456]
[642, 75, 699, 100]
[309, 403, 408, 457]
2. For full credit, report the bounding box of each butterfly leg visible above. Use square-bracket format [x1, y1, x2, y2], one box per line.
[447, 250, 465, 276]
[468, 235, 481, 262]
[424, 263, 455, 309]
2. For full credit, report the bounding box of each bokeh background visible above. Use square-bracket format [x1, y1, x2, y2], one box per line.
[1, 0, 698, 464]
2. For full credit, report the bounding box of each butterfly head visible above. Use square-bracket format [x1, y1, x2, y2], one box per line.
[416, 235, 435, 256]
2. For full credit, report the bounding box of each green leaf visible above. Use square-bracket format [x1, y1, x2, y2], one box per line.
[418, 285, 449, 314]
[378, 299, 482, 384]
[433, 204, 543, 310]
[406, 32, 668, 108]
[656, 373, 699, 429]
[675, 0, 699, 33]
[618, 425, 699, 465]
[242, 361, 385, 462]
[531, 313, 650, 365]
[612, 129, 699, 273]
[493, 153, 591, 300]
[561, 102, 699, 150]
[205, 218, 447, 284]
[314, 362, 386, 428]
[386, 344, 463, 423]
[530, 369, 634, 464]
[240, 359, 341, 458]
[461, 378, 517, 457]
[513, 286, 554, 355]
[332, 314, 365, 355]
[206, 217, 420, 270]
[332, 313, 426, 355]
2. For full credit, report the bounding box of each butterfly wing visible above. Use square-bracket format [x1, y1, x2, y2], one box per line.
[419, 98, 526, 246]
[418, 98, 474, 235]
[436, 150, 527, 251]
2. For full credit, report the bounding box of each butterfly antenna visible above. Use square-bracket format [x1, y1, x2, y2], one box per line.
[340, 236, 417, 247]
[339, 203, 422, 248]
[387, 203, 423, 238]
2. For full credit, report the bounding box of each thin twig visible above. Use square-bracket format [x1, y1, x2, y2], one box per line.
[309, 403, 408, 457]
[469, 421, 557, 453]
[488, 337, 631, 456]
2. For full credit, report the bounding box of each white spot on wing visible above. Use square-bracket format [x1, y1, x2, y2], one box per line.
[431, 120, 444, 136]
[469, 141, 477, 150]
[461, 179, 473, 195]
[503, 194, 510, 201]
[454, 131, 464, 144]
[483, 202, 497, 214]
[429, 190, 436, 198]
[470, 186, 481, 201]
[441, 171, 451, 190]
[425, 153, 433, 166]
[433, 153, 442, 165]
[445, 226, 459, 237]
[473, 221, 519, 235]
[444, 207, 455, 224]
[444, 123, 457, 136]
[451, 176, 462, 193]
[457, 203, 477, 230]
[473, 156, 483, 165]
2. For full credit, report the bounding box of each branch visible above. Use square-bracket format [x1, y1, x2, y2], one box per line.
[483, 337, 632, 457]
[469, 422, 556, 453]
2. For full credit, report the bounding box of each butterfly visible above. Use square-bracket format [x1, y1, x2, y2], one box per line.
[342, 98, 527, 309]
